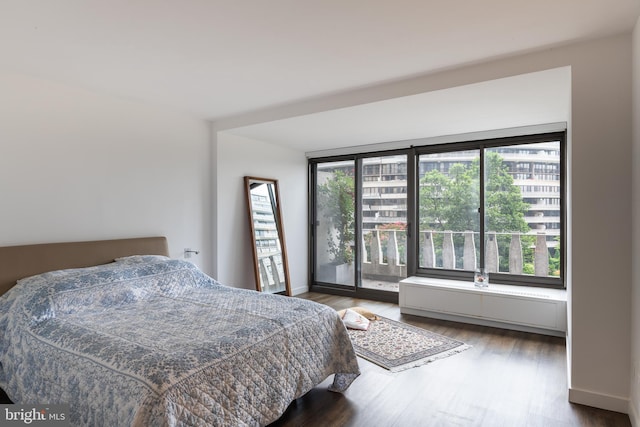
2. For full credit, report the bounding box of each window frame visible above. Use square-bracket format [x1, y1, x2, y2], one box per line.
[309, 131, 566, 292]
[411, 132, 565, 288]
[308, 150, 413, 302]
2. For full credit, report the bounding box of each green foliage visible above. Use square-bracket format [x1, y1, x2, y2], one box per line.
[376, 222, 407, 264]
[419, 152, 530, 271]
[482, 153, 530, 233]
[519, 234, 536, 274]
[548, 236, 561, 276]
[318, 171, 355, 264]
[419, 170, 451, 228]
[419, 153, 528, 233]
[523, 263, 535, 275]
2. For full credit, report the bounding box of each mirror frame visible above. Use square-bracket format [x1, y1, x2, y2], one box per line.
[244, 176, 292, 296]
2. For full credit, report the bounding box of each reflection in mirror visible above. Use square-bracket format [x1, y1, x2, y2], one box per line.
[244, 176, 291, 296]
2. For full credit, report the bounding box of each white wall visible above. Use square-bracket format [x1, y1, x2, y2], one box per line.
[216, 34, 634, 412]
[0, 71, 213, 273]
[630, 16, 640, 426]
[214, 132, 307, 294]
[567, 35, 632, 413]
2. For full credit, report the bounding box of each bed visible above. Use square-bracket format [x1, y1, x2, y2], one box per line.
[0, 237, 360, 426]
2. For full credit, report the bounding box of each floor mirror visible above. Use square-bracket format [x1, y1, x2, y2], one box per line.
[244, 176, 291, 296]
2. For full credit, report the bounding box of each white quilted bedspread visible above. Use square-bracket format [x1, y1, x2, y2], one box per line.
[0, 256, 360, 426]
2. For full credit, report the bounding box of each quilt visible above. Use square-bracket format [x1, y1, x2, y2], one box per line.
[0, 256, 359, 426]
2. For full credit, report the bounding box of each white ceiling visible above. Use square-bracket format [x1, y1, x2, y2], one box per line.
[228, 67, 571, 153]
[1, 1, 638, 150]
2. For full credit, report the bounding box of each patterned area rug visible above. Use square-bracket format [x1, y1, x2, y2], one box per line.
[346, 316, 471, 372]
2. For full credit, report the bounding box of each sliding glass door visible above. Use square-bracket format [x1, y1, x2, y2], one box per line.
[313, 160, 356, 286]
[311, 152, 409, 299]
[360, 155, 408, 292]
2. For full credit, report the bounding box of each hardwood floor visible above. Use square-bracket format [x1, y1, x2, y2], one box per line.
[0, 292, 629, 426]
[270, 292, 631, 427]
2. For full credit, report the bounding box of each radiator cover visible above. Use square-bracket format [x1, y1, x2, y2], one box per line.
[399, 277, 567, 337]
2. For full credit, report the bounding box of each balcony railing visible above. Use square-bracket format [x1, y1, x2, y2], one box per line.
[257, 252, 286, 292]
[362, 229, 407, 280]
[361, 229, 557, 280]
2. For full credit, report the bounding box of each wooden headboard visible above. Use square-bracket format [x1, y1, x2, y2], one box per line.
[0, 236, 169, 296]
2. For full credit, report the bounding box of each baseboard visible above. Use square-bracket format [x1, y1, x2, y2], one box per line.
[291, 284, 308, 296]
[629, 398, 639, 427]
[569, 387, 629, 414]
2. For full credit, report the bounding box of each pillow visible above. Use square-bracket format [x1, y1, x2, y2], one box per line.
[341, 308, 370, 331]
[337, 306, 380, 321]
[114, 255, 170, 264]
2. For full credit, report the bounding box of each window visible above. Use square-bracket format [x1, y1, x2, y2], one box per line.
[415, 135, 564, 287]
[417, 149, 480, 271]
[310, 131, 565, 293]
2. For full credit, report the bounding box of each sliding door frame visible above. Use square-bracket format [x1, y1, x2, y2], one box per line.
[309, 149, 413, 303]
